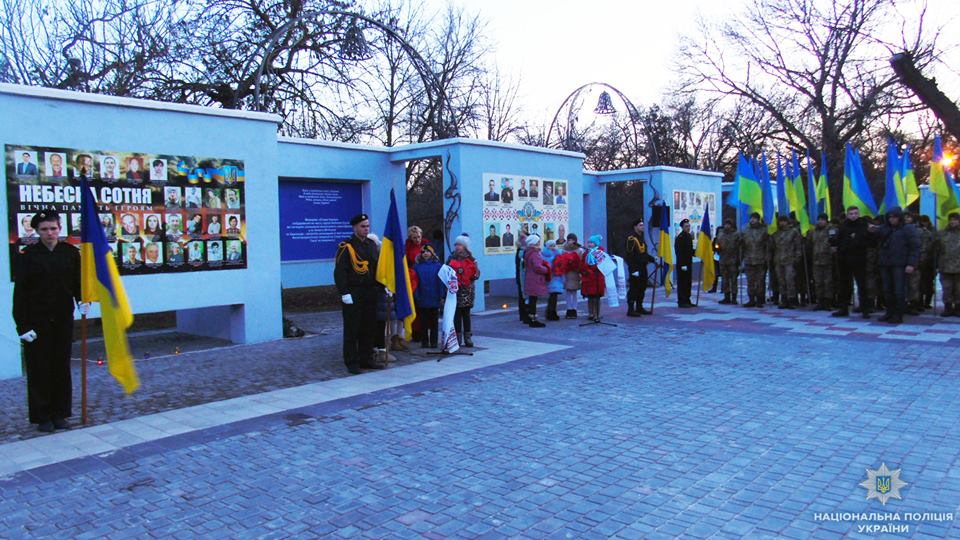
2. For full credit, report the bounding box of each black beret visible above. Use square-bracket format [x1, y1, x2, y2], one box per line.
[349, 214, 369, 226]
[631, 217, 644, 227]
[680, 219, 690, 226]
[30, 211, 60, 230]
[750, 212, 761, 220]
[817, 213, 829, 220]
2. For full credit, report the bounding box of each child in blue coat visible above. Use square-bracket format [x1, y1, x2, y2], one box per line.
[413, 245, 444, 348]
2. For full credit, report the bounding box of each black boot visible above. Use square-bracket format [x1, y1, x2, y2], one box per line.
[626, 301, 641, 317]
[565, 309, 577, 319]
[719, 293, 730, 305]
[729, 293, 738, 306]
[942, 304, 956, 317]
[743, 296, 757, 308]
[546, 295, 560, 321]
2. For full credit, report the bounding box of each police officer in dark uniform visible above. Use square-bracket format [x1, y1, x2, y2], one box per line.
[675, 218, 695, 308]
[625, 217, 655, 316]
[334, 214, 382, 374]
[13, 211, 84, 432]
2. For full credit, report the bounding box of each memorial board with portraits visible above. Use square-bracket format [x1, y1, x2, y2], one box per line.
[481, 172, 569, 256]
[5, 144, 248, 278]
[672, 189, 717, 250]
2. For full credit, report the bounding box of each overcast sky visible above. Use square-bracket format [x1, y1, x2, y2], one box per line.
[424, 0, 960, 127]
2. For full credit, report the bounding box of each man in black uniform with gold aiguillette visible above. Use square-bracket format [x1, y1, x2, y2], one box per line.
[335, 214, 382, 374]
[625, 217, 656, 316]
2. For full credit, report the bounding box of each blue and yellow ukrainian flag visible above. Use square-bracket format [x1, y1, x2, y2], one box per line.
[806, 151, 818, 230]
[792, 151, 810, 235]
[651, 205, 672, 297]
[375, 189, 416, 340]
[816, 151, 832, 220]
[901, 145, 919, 207]
[760, 152, 776, 230]
[843, 143, 878, 217]
[736, 153, 763, 224]
[775, 155, 789, 232]
[80, 177, 138, 394]
[694, 203, 716, 290]
[930, 135, 960, 230]
[880, 140, 906, 214]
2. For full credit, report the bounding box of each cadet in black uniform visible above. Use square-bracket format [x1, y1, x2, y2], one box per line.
[13, 211, 84, 432]
[334, 214, 382, 374]
[675, 218, 695, 308]
[625, 217, 655, 316]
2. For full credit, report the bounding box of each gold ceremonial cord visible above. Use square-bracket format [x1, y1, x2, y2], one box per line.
[627, 236, 646, 254]
[336, 242, 369, 274]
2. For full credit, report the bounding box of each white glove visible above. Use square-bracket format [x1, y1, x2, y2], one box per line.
[631, 271, 640, 277]
[341, 294, 353, 305]
[77, 302, 90, 315]
[19, 330, 37, 343]
[681, 266, 689, 271]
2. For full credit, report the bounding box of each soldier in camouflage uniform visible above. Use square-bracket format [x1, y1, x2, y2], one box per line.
[741, 212, 770, 308]
[903, 213, 932, 314]
[772, 215, 802, 309]
[808, 213, 835, 310]
[917, 215, 936, 309]
[936, 213, 960, 317]
[716, 219, 743, 304]
[862, 216, 882, 313]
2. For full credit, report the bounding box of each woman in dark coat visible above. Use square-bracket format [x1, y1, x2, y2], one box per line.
[13, 212, 84, 432]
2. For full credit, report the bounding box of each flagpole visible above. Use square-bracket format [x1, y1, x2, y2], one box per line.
[695, 262, 703, 307]
[384, 296, 392, 367]
[649, 259, 658, 314]
[81, 314, 88, 425]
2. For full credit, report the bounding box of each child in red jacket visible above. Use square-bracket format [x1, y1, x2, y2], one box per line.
[447, 233, 480, 347]
[580, 234, 607, 321]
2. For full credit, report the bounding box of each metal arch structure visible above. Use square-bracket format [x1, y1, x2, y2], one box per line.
[237, 8, 452, 139]
[545, 82, 659, 165]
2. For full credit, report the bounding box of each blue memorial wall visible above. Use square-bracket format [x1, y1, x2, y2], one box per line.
[0, 84, 723, 379]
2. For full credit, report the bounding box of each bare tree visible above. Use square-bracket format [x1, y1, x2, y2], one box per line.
[475, 65, 523, 141]
[0, 0, 175, 95]
[677, 0, 944, 185]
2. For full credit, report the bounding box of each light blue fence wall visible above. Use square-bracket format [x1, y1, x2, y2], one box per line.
[0, 84, 729, 379]
[0, 85, 284, 378]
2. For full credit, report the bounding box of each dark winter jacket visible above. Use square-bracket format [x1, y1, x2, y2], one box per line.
[836, 217, 873, 262]
[413, 259, 444, 309]
[871, 208, 920, 268]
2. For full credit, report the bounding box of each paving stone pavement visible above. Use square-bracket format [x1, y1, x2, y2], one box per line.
[0, 310, 440, 444]
[1, 294, 959, 538]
